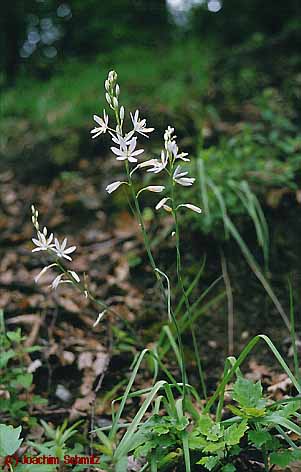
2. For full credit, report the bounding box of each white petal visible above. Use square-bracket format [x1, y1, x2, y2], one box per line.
[93, 115, 104, 126]
[62, 254, 72, 261]
[63, 245, 76, 254]
[111, 146, 124, 156]
[68, 270, 80, 282]
[144, 186, 165, 193]
[35, 263, 57, 283]
[131, 149, 144, 157]
[138, 159, 158, 168]
[178, 204, 202, 214]
[93, 310, 106, 327]
[106, 181, 125, 194]
[155, 197, 170, 210]
[176, 177, 195, 186]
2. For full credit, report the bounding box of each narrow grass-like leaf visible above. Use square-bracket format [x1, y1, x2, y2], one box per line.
[114, 380, 167, 459]
[205, 335, 301, 414]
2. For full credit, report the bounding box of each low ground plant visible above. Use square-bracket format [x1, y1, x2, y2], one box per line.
[2, 71, 300, 471]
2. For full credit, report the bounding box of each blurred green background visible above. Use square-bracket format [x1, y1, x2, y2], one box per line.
[1, 1, 301, 327]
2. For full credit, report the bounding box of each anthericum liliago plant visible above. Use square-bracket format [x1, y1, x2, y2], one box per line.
[30, 71, 301, 472]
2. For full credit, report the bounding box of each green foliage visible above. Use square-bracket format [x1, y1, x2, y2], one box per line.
[0, 311, 46, 424]
[0, 424, 23, 456]
[0, 41, 210, 172]
[189, 415, 247, 471]
[17, 420, 85, 472]
[133, 414, 188, 467]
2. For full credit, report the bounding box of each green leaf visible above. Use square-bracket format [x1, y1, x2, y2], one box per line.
[270, 451, 295, 467]
[196, 455, 219, 470]
[188, 431, 208, 450]
[206, 423, 224, 442]
[248, 430, 272, 448]
[12, 373, 33, 389]
[204, 441, 226, 453]
[0, 424, 23, 455]
[116, 456, 128, 472]
[277, 401, 300, 419]
[224, 420, 248, 446]
[0, 349, 15, 368]
[197, 415, 214, 435]
[232, 378, 265, 409]
[222, 465, 236, 472]
[243, 407, 266, 417]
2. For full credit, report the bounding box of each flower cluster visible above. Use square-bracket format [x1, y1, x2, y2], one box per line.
[90, 70, 201, 216]
[31, 205, 80, 290]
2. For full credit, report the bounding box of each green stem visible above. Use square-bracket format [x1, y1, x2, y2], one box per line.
[171, 182, 207, 400]
[113, 104, 187, 401]
[126, 164, 187, 403]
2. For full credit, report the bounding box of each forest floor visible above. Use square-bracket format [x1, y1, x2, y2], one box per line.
[0, 158, 300, 471]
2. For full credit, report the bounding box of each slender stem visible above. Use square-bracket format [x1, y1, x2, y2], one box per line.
[171, 181, 207, 400]
[126, 166, 188, 403]
[55, 260, 137, 339]
[221, 250, 234, 355]
[113, 104, 188, 401]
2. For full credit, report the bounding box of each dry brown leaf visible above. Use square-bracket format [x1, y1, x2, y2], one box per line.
[78, 351, 93, 370]
[93, 352, 109, 376]
[268, 374, 292, 393]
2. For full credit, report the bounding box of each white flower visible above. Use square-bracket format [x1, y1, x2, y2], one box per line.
[111, 137, 144, 163]
[143, 186, 165, 193]
[91, 110, 109, 138]
[155, 197, 171, 210]
[164, 126, 175, 141]
[106, 181, 127, 194]
[167, 141, 189, 161]
[34, 263, 57, 283]
[142, 150, 168, 174]
[173, 165, 195, 187]
[130, 110, 154, 138]
[53, 238, 76, 261]
[51, 274, 67, 290]
[93, 310, 106, 327]
[68, 270, 80, 283]
[32, 227, 54, 252]
[177, 204, 202, 214]
[31, 205, 39, 230]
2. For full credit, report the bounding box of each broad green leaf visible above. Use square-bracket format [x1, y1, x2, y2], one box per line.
[222, 465, 236, 472]
[224, 420, 248, 446]
[206, 423, 224, 442]
[232, 378, 265, 409]
[204, 441, 226, 453]
[270, 451, 295, 467]
[188, 431, 208, 450]
[196, 455, 219, 470]
[12, 373, 33, 389]
[0, 424, 22, 455]
[198, 415, 214, 435]
[248, 430, 272, 448]
[0, 349, 15, 368]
